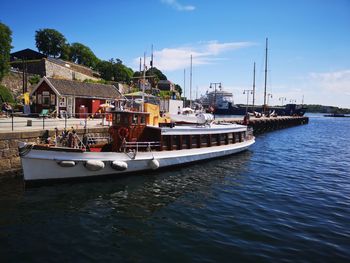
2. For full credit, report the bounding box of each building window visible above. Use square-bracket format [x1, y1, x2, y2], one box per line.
[59, 97, 66, 107]
[37, 94, 42, 104]
[42, 91, 50, 106]
[50, 94, 56, 105]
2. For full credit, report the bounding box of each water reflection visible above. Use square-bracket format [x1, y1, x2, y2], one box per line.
[0, 150, 252, 221]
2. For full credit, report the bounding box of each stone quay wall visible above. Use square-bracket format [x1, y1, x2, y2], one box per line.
[0, 127, 109, 178]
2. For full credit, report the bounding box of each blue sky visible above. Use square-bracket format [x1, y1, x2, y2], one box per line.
[2, 0, 350, 107]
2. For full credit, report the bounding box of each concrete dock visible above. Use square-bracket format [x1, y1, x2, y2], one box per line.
[216, 116, 309, 134]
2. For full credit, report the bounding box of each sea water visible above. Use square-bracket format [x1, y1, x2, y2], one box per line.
[0, 114, 349, 262]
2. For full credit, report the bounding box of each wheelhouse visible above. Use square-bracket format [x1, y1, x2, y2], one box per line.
[108, 110, 252, 153]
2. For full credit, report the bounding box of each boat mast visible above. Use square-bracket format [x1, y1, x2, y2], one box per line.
[183, 69, 186, 105]
[190, 54, 193, 108]
[150, 44, 154, 68]
[252, 61, 256, 112]
[142, 52, 146, 112]
[263, 38, 268, 113]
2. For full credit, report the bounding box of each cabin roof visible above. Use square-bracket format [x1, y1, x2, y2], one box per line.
[161, 123, 246, 135]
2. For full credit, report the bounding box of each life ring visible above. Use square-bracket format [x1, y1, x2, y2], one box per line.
[117, 127, 129, 139]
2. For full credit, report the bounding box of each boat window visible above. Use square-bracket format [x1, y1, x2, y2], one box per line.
[173, 135, 179, 149]
[122, 114, 129, 124]
[199, 135, 207, 147]
[140, 115, 146, 124]
[191, 135, 200, 148]
[220, 133, 226, 143]
[114, 113, 121, 124]
[234, 133, 239, 143]
[182, 135, 190, 149]
[132, 114, 138, 124]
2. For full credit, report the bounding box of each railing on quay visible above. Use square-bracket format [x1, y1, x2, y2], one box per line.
[0, 112, 113, 132]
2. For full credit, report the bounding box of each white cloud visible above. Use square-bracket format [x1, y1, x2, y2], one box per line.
[161, 0, 195, 11]
[206, 41, 253, 55]
[309, 69, 350, 95]
[134, 41, 254, 71]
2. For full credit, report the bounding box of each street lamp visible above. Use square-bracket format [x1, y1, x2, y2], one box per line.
[289, 99, 296, 104]
[209, 82, 222, 119]
[267, 93, 273, 106]
[279, 97, 286, 106]
[243, 89, 253, 114]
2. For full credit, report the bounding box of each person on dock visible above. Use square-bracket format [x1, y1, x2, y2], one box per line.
[2, 102, 13, 117]
[243, 113, 250, 125]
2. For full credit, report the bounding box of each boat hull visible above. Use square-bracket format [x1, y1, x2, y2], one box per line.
[20, 139, 255, 183]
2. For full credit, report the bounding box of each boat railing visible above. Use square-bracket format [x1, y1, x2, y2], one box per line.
[85, 134, 111, 146]
[75, 134, 87, 150]
[122, 141, 161, 152]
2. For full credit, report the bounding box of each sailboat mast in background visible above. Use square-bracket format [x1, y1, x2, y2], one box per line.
[263, 38, 268, 113]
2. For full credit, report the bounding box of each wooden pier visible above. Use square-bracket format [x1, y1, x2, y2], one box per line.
[216, 116, 309, 135]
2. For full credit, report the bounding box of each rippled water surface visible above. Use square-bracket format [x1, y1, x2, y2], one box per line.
[1, 115, 350, 262]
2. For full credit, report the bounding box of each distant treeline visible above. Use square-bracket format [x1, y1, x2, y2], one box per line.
[304, 104, 350, 114]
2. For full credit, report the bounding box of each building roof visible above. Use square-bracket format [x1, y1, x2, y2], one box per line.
[10, 48, 47, 61]
[31, 77, 122, 99]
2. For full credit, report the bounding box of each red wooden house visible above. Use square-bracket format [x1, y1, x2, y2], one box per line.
[30, 77, 122, 117]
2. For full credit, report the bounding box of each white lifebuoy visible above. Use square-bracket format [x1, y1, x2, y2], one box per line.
[149, 159, 160, 170]
[85, 160, 105, 171]
[111, 161, 128, 171]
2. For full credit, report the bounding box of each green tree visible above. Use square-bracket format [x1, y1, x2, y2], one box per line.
[28, 75, 41, 85]
[0, 84, 14, 103]
[97, 58, 133, 83]
[144, 67, 167, 88]
[174, 84, 182, 96]
[69, 42, 99, 69]
[113, 59, 133, 83]
[0, 22, 12, 82]
[35, 28, 67, 57]
[59, 43, 71, 60]
[96, 60, 114, 81]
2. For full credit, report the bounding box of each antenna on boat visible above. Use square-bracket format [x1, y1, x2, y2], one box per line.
[252, 61, 256, 112]
[190, 54, 193, 108]
[263, 38, 268, 114]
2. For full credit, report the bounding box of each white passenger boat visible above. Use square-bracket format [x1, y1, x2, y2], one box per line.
[19, 109, 255, 183]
